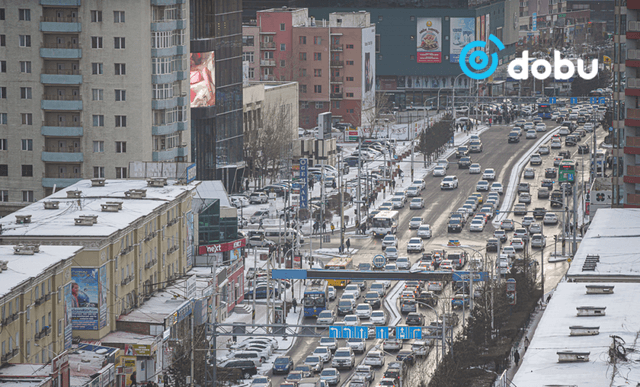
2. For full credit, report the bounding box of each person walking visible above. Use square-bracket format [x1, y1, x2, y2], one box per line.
[322, 222, 327, 234]
[331, 223, 335, 235]
[355, 219, 360, 233]
[346, 238, 351, 252]
[292, 298, 298, 313]
[513, 350, 520, 366]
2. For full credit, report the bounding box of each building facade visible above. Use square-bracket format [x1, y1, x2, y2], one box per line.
[0, 1, 191, 215]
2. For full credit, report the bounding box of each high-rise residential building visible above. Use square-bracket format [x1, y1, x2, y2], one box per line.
[243, 8, 376, 129]
[190, 0, 245, 191]
[0, 1, 191, 216]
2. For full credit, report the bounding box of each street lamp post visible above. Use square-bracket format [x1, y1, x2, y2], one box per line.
[414, 301, 446, 362]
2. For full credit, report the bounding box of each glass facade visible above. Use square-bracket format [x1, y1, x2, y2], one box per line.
[198, 200, 239, 244]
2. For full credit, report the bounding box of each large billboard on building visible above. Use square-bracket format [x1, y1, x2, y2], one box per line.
[362, 25, 376, 124]
[63, 283, 73, 349]
[417, 18, 442, 63]
[71, 266, 108, 330]
[450, 18, 475, 63]
[190, 51, 216, 107]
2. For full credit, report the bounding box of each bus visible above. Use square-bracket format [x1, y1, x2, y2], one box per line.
[538, 103, 552, 119]
[303, 281, 328, 317]
[325, 257, 354, 287]
[558, 160, 576, 183]
[371, 210, 399, 237]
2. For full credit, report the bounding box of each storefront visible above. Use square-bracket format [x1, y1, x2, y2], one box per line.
[196, 237, 246, 266]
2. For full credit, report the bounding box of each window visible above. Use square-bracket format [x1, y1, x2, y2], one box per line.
[115, 63, 126, 75]
[91, 36, 103, 48]
[21, 139, 32, 151]
[0, 8, 4, 20]
[115, 141, 127, 153]
[247, 68, 254, 78]
[19, 61, 31, 73]
[91, 10, 102, 22]
[116, 167, 128, 178]
[347, 92, 354, 97]
[0, 87, 5, 98]
[22, 191, 34, 202]
[115, 116, 127, 127]
[114, 37, 125, 49]
[346, 76, 354, 81]
[93, 141, 104, 152]
[346, 44, 354, 49]
[151, 31, 173, 49]
[334, 101, 340, 109]
[115, 90, 126, 101]
[0, 165, 7, 176]
[242, 36, 254, 46]
[299, 84, 307, 93]
[347, 60, 354, 65]
[264, 51, 273, 60]
[315, 102, 324, 109]
[0, 61, 4, 73]
[300, 101, 309, 109]
[314, 53, 321, 61]
[19, 9, 31, 21]
[314, 85, 322, 93]
[0, 35, 4, 47]
[314, 36, 322, 45]
[280, 60, 286, 67]
[114, 11, 125, 23]
[242, 51, 254, 63]
[0, 114, 6, 125]
[92, 63, 103, 75]
[21, 113, 32, 125]
[92, 89, 103, 101]
[378, 15, 383, 21]
[299, 68, 306, 77]
[19, 35, 31, 47]
[0, 139, 6, 150]
[314, 69, 322, 77]
[299, 52, 307, 61]
[0, 191, 7, 202]
[93, 115, 104, 127]
[22, 165, 33, 177]
[280, 23, 286, 31]
[280, 43, 286, 51]
[93, 167, 105, 178]
[20, 87, 32, 99]
[58, 319, 62, 336]
[152, 84, 173, 99]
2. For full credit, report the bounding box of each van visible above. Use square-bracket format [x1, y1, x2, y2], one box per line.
[264, 228, 304, 243]
[230, 351, 263, 366]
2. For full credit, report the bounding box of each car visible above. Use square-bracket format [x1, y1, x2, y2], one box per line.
[482, 168, 496, 180]
[519, 193, 531, 204]
[406, 185, 421, 198]
[252, 377, 272, 387]
[514, 119, 526, 128]
[427, 281, 443, 293]
[391, 197, 405, 209]
[249, 192, 269, 204]
[409, 198, 424, 209]
[250, 209, 271, 224]
[526, 130, 537, 139]
[244, 284, 279, 299]
[314, 346, 333, 363]
[363, 292, 382, 309]
[317, 310, 337, 325]
[370, 311, 388, 326]
[406, 238, 424, 253]
[332, 347, 355, 369]
[364, 350, 386, 368]
[383, 339, 403, 352]
[396, 257, 411, 270]
[560, 182, 573, 195]
[344, 284, 361, 300]
[382, 235, 398, 250]
[384, 264, 398, 272]
[355, 304, 373, 320]
[456, 146, 469, 158]
[565, 136, 578, 146]
[514, 203, 527, 216]
[408, 217, 423, 230]
[417, 224, 432, 239]
[533, 207, 547, 219]
[395, 350, 416, 366]
[220, 359, 259, 379]
[247, 236, 276, 248]
[458, 156, 472, 169]
[370, 282, 387, 297]
[404, 312, 425, 326]
[531, 234, 547, 248]
[538, 145, 550, 155]
[508, 131, 520, 143]
[273, 356, 295, 375]
[545, 168, 557, 178]
[470, 219, 485, 232]
[501, 219, 515, 231]
[440, 176, 459, 189]
[412, 179, 426, 190]
[469, 163, 482, 174]
[513, 228, 530, 242]
[494, 229, 508, 242]
[320, 368, 341, 386]
[536, 123, 547, 132]
[337, 299, 356, 316]
[448, 218, 462, 233]
[511, 238, 525, 251]
[436, 159, 449, 169]
[559, 127, 570, 136]
[432, 166, 446, 177]
[486, 238, 499, 252]
[552, 157, 564, 167]
[518, 182, 530, 193]
[347, 338, 367, 354]
[490, 182, 504, 194]
[538, 188, 550, 200]
[530, 154, 543, 165]
[543, 213, 558, 224]
[523, 168, 535, 179]
[469, 140, 483, 153]
[354, 365, 375, 385]
[501, 246, 517, 259]
[578, 144, 590, 154]
[286, 371, 305, 383]
[400, 298, 417, 313]
[541, 179, 554, 190]
[550, 140, 562, 149]
[328, 286, 336, 300]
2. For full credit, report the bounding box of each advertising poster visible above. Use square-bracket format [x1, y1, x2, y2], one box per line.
[361, 25, 376, 125]
[485, 14, 491, 52]
[450, 18, 475, 63]
[416, 18, 442, 63]
[190, 51, 215, 107]
[480, 15, 486, 43]
[63, 283, 73, 349]
[186, 211, 194, 267]
[476, 17, 481, 41]
[71, 267, 105, 330]
[99, 265, 108, 329]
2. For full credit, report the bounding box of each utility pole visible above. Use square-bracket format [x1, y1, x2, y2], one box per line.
[410, 125, 415, 182]
[357, 135, 362, 224]
[541, 245, 545, 295]
[572, 186, 578, 255]
[339, 153, 345, 250]
[562, 185, 566, 257]
[320, 171, 324, 249]
[190, 313, 195, 387]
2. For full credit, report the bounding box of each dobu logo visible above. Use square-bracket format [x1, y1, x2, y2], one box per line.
[459, 34, 505, 80]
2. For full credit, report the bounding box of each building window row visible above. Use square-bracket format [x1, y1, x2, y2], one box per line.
[152, 56, 186, 75]
[0, 189, 34, 202]
[152, 5, 184, 22]
[152, 83, 175, 100]
[91, 10, 126, 23]
[154, 133, 181, 151]
[152, 30, 185, 49]
[153, 106, 187, 126]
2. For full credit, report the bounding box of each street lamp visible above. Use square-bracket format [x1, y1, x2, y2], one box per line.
[413, 300, 446, 362]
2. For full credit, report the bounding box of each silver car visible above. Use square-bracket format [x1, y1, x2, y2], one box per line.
[317, 310, 336, 325]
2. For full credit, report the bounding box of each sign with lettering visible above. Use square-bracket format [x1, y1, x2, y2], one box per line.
[198, 238, 246, 255]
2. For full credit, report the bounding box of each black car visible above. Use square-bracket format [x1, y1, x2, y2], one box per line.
[261, 185, 289, 197]
[508, 132, 520, 143]
[364, 292, 382, 309]
[545, 168, 557, 178]
[541, 179, 554, 190]
[416, 291, 438, 307]
[578, 144, 590, 154]
[517, 182, 530, 193]
[533, 207, 547, 219]
[384, 362, 408, 382]
[219, 360, 258, 379]
[558, 150, 571, 159]
[458, 156, 472, 169]
[486, 238, 499, 252]
[272, 356, 295, 374]
[396, 350, 416, 366]
[565, 136, 578, 146]
[447, 219, 462, 233]
[405, 313, 425, 326]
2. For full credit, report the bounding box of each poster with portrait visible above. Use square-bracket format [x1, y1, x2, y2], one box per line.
[450, 18, 476, 63]
[63, 283, 73, 349]
[99, 265, 108, 329]
[361, 25, 376, 125]
[190, 51, 216, 107]
[417, 18, 442, 63]
[71, 267, 102, 330]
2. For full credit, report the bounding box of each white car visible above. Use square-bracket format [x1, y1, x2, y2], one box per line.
[436, 159, 449, 169]
[385, 247, 398, 260]
[543, 213, 559, 224]
[406, 238, 424, 253]
[344, 284, 361, 299]
[343, 315, 361, 326]
[317, 310, 337, 325]
[510, 238, 525, 251]
[409, 217, 423, 229]
[313, 346, 333, 363]
[433, 166, 446, 177]
[412, 180, 426, 190]
[482, 168, 496, 180]
[417, 224, 432, 239]
[535, 123, 547, 132]
[355, 304, 373, 319]
[391, 197, 405, 209]
[406, 185, 421, 197]
[501, 246, 517, 259]
[526, 130, 537, 139]
[396, 257, 411, 270]
[470, 219, 485, 232]
[440, 176, 459, 190]
[490, 182, 504, 194]
[230, 195, 250, 207]
[409, 198, 424, 209]
[382, 235, 398, 250]
[469, 163, 482, 174]
[476, 180, 490, 191]
[370, 311, 388, 326]
[550, 140, 562, 149]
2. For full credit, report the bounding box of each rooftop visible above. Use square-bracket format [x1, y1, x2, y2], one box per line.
[512, 282, 640, 386]
[0, 179, 198, 239]
[566, 209, 640, 280]
[68, 345, 118, 387]
[0, 245, 82, 300]
[100, 331, 157, 346]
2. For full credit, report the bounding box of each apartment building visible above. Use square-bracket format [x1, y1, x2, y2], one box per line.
[243, 8, 376, 130]
[0, 244, 81, 366]
[0, 1, 190, 216]
[0, 178, 199, 341]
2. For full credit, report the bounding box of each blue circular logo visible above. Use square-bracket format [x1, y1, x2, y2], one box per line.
[458, 34, 505, 80]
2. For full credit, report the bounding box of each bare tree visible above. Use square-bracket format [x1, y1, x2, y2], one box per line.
[257, 98, 295, 184]
[361, 91, 393, 138]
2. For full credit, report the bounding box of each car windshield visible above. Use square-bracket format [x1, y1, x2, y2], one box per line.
[321, 370, 336, 376]
[356, 305, 369, 310]
[319, 311, 333, 318]
[419, 225, 430, 230]
[386, 247, 397, 253]
[339, 301, 352, 307]
[254, 378, 269, 384]
[372, 311, 384, 317]
[275, 358, 290, 365]
[444, 177, 453, 182]
[384, 237, 395, 242]
[365, 293, 378, 299]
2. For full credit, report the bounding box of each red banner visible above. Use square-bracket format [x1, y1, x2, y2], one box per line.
[198, 238, 246, 255]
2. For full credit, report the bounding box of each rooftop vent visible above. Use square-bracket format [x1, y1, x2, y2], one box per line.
[585, 285, 614, 294]
[15, 215, 32, 224]
[43, 201, 60, 210]
[147, 178, 167, 187]
[101, 202, 121, 212]
[557, 351, 590, 363]
[67, 190, 82, 198]
[91, 178, 106, 187]
[13, 245, 36, 255]
[569, 326, 600, 336]
[106, 201, 123, 210]
[125, 189, 147, 199]
[576, 306, 606, 317]
[75, 215, 97, 226]
[0, 261, 7, 270]
[581, 254, 600, 271]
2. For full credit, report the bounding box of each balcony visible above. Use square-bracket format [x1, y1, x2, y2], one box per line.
[623, 165, 640, 184]
[152, 97, 179, 110]
[40, 43, 81, 59]
[41, 94, 82, 111]
[151, 19, 186, 32]
[41, 123, 83, 137]
[151, 44, 187, 58]
[151, 0, 185, 5]
[624, 137, 640, 155]
[330, 92, 343, 99]
[42, 146, 83, 163]
[331, 44, 343, 51]
[41, 70, 82, 85]
[260, 42, 276, 50]
[260, 59, 276, 66]
[626, 78, 640, 96]
[262, 75, 276, 81]
[40, 0, 81, 5]
[625, 109, 640, 128]
[42, 175, 82, 188]
[331, 76, 344, 83]
[330, 60, 344, 68]
[40, 16, 81, 33]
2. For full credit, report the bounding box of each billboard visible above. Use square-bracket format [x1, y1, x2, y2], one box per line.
[99, 265, 108, 329]
[63, 283, 73, 349]
[186, 210, 194, 267]
[190, 51, 215, 107]
[417, 18, 442, 63]
[450, 18, 475, 63]
[317, 112, 332, 140]
[485, 14, 491, 52]
[71, 266, 108, 330]
[362, 25, 376, 117]
[480, 15, 486, 43]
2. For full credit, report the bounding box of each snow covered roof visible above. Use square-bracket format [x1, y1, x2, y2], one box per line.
[0, 245, 82, 300]
[566, 209, 640, 281]
[0, 179, 198, 239]
[512, 282, 640, 386]
[193, 180, 230, 213]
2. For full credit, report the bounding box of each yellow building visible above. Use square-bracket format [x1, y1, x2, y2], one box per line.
[0, 178, 199, 342]
[0, 244, 82, 365]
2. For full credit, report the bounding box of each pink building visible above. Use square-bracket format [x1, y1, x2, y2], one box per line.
[243, 8, 376, 129]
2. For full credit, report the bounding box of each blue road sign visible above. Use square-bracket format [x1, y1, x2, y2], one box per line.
[549, 97, 556, 104]
[329, 326, 342, 338]
[355, 326, 369, 339]
[590, 97, 598, 104]
[342, 326, 356, 338]
[599, 97, 606, 104]
[452, 271, 489, 282]
[609, 127, 613, 132]
[570, 97, 578, 104]
[376, 327, 389, 339]
[396, 326, 422, 340]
